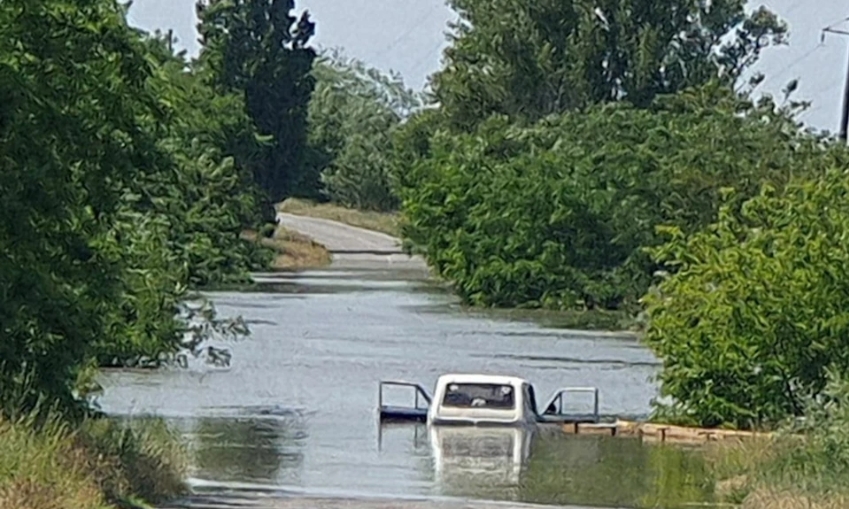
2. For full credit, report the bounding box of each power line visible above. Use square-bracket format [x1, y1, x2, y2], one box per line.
[764, 43, 824, 87]
[407, 39, 446, 80]
[824, 15, 849, 33]
[822, 17, 849, 142]
[371, 5, 441, 61]
[765, 15, 849, 82]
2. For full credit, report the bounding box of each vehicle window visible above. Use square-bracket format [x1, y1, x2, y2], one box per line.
[441, 383, 515, 409]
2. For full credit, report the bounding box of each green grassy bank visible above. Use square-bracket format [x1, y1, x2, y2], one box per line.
[0, 416, 186, 509]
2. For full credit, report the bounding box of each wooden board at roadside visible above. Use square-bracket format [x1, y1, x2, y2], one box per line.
[561, 420, 775, 445]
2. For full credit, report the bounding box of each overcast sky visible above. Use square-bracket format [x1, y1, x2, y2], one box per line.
[126, 0, 848, 134]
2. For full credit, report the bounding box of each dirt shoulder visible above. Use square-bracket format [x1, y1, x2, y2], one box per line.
[241, 227, 331, 270]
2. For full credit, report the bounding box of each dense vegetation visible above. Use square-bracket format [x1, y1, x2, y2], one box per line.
[644, 164, 849, 429]
[397, 0, 797, 314]
[399, 86, 834, 311]
[0, 0, 280, 418]
[0, 0, 337, 505]
[305, 49, 422, 211]
[387, 0, 849, 442]
[8, 0, 849, 504]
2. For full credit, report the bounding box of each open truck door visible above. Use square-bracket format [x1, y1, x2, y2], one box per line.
[537, 386, 600, 424]
[377, 380, 432, 423]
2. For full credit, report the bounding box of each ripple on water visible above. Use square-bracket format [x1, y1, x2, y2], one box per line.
[97, 268, 685, 506]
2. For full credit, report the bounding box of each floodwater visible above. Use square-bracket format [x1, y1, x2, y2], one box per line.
[97, 266, 714, 508]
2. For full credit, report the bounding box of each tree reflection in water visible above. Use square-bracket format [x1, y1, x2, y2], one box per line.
[519, 433, 716, 508]
[190, 416, 306, 485]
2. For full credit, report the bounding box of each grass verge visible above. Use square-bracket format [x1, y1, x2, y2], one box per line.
[686, 376, 849, 508]
[0, 415, 187, 509]
[278, 198, 401, 237]
[703, 434, 849, 508]
[241, 226, 331, 270]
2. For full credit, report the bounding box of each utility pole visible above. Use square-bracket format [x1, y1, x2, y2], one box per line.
[823, 23, 849, 143]
[167, 29, 174, 53]
[841, 43, 849, 143]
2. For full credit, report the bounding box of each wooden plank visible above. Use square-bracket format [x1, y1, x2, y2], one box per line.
[561, 420, 775, 444]
[560, 422, 618, 436]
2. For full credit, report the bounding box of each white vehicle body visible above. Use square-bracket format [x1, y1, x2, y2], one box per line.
[426, 374, 540, 428]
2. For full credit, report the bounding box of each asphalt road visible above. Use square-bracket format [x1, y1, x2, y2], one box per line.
[161, 494, 613, 509]
[275, 212, 428, 270]
[276, 213, 403, 254]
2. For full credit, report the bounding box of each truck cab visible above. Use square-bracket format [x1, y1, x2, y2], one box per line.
[426, 374, 539, 428]
[377, 373, 600, 426]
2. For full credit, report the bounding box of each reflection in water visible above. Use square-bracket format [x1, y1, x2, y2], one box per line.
[100, 268, 663, 501]
[188, 417, 305, 485]
[519, 432, 715, 508]
[376, 423, 718, 508]
[429, 426, 533, 501]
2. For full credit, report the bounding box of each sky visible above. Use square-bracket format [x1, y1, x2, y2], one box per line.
[126, 0, 848, 134]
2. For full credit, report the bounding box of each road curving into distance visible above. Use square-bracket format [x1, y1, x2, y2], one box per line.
[275, 212, 428, 271]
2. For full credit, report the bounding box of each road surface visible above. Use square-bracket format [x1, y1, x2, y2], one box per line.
[275, 212, 428, 270]
[162, 494, 614, 509]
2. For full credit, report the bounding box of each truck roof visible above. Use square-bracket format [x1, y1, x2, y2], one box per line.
[435, 373, 528, 387]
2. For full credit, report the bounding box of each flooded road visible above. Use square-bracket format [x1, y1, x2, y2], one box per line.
[98, 266, 674, 507]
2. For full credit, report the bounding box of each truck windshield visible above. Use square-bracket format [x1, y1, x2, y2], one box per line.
[441, 383, 515, 409]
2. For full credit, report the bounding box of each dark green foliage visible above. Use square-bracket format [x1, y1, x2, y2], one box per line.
[92, 33, 271, 368]
[197, 0, 318, 201]
[643, 163, 849, 429]
[399, 84, 830, 312]
[0, 0, 271, 416]
[432, 0, 787, 130]
[0, 0, 161, 415]
[305, 49, 422, 211]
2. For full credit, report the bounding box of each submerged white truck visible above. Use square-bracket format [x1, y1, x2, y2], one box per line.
[377, 373, 605, 486]
[377, 373, 601, 427]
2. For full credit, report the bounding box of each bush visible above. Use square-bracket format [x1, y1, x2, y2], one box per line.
[305, 49, 422, 211]
[398, 84, 828, 312]
[643, 167, 849, 428]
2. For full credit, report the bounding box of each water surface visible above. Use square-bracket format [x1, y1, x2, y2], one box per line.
[99, 267, 675, 505]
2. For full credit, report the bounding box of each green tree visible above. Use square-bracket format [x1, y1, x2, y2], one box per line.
[306, 49, 422, 211]
[94, 32, 269, 368]
[398, 85, 830, 311]
[141, 35, 272, 286]
[642, 163, 849, 429]
[0, 0, 162, 415]
[196, 0, 318, 201]
[0, 0, 270, 414]
[431, 0, 787, 130]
